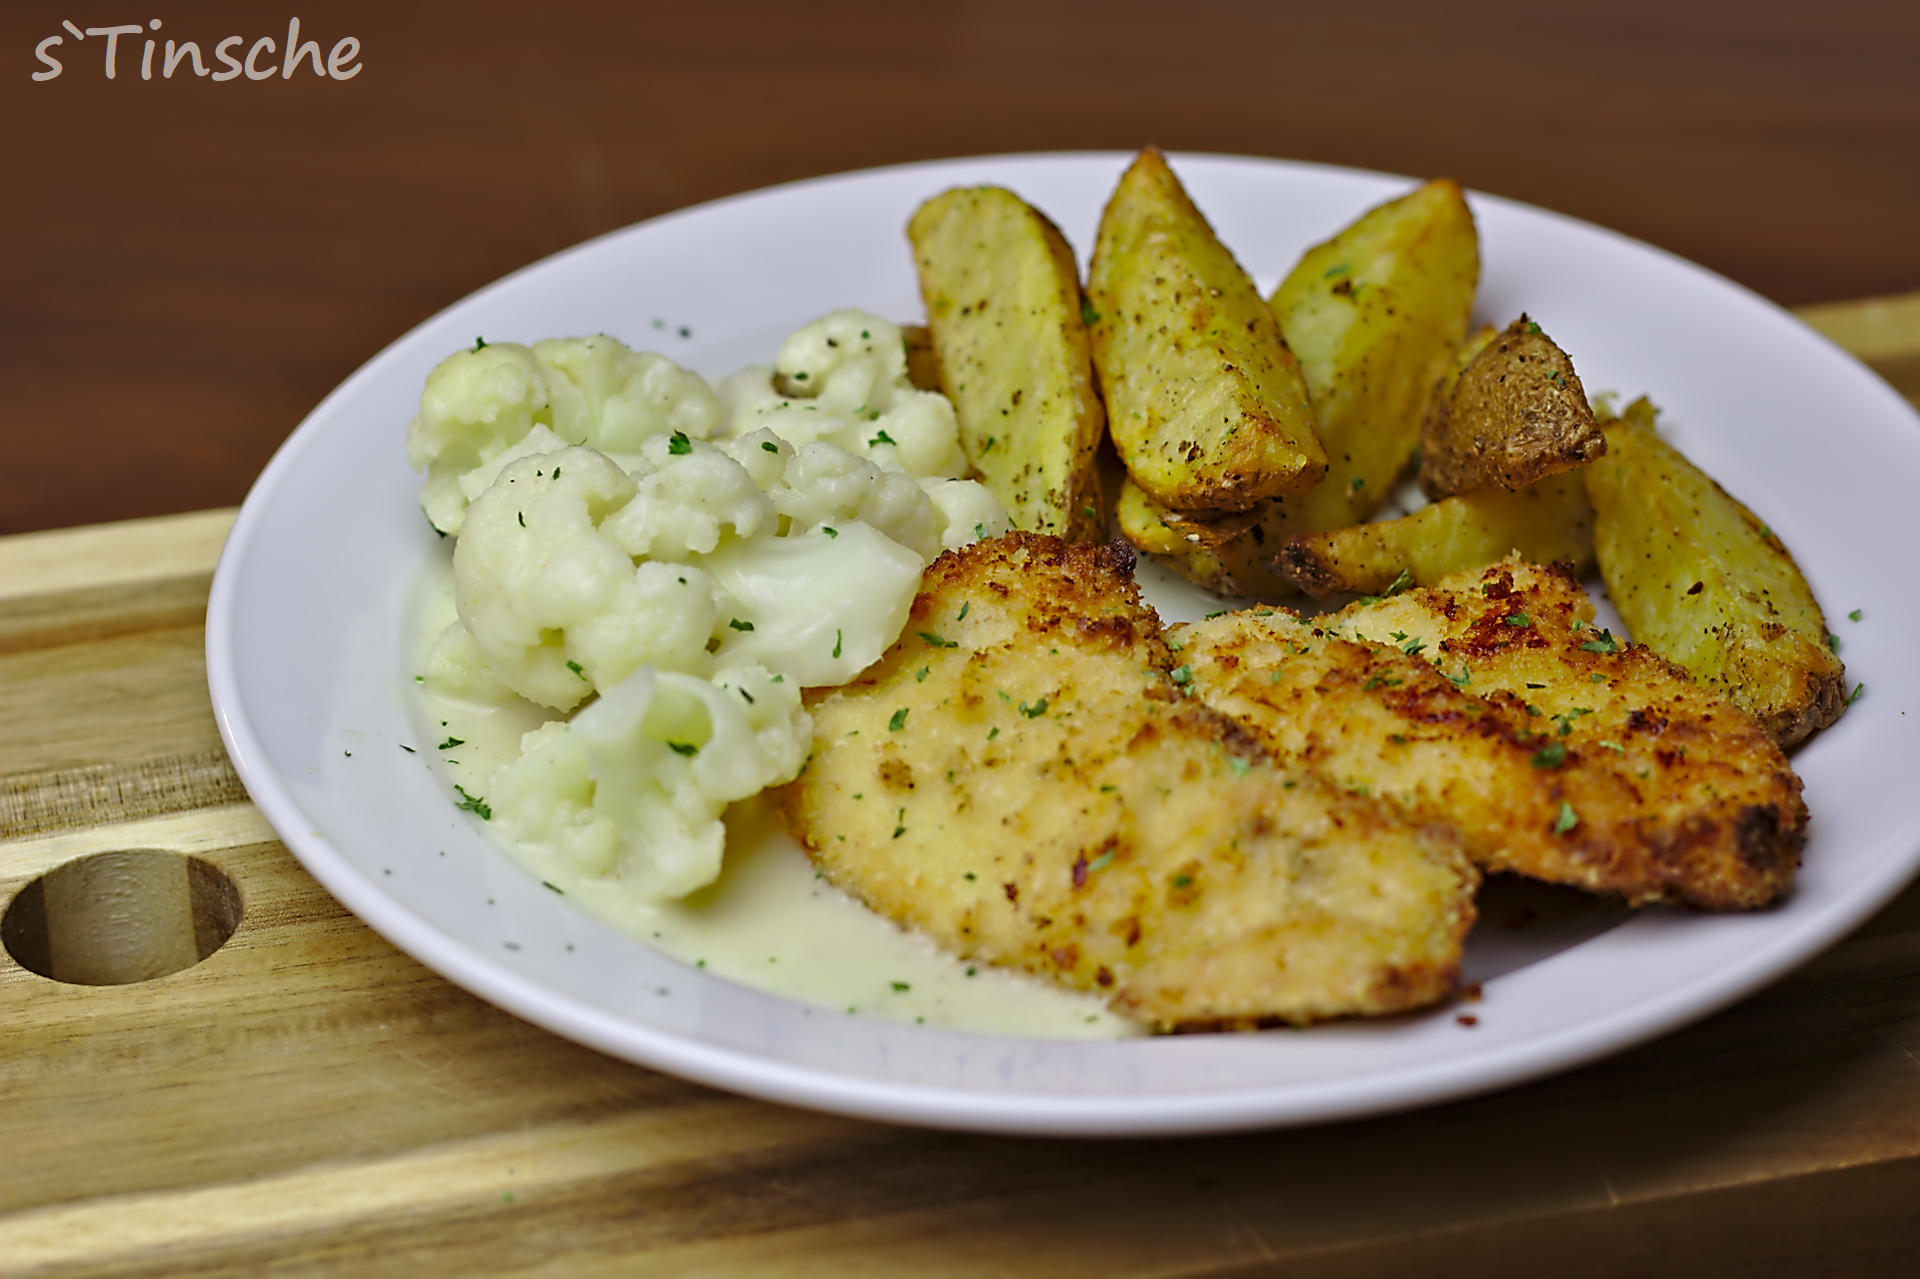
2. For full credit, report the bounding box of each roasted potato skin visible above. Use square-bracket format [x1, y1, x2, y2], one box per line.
[1118, 179, 1480, 597]
[1278, 471, 1595, 598]
[909, 187, 1107, 540]
[1419, 315, 1605, 498]
[1584, 399, 1845, 746]
[1087, 148, 1326, 513]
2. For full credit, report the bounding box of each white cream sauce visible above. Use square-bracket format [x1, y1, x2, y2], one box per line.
[409, 563, 1140, 1039]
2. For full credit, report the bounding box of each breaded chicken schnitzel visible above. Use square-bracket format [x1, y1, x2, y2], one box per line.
[1177, 557, 1802, 908]
[779, 533, 1478, 1030]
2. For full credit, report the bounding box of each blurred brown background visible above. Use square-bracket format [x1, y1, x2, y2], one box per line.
[4, 0, 1916, 536]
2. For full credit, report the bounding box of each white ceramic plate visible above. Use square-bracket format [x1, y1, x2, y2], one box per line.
[206, 153, 1920, 1136]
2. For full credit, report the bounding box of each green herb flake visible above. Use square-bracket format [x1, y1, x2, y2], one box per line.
[888, 707, 910, 732]
[1531, 742, 1568, 769]
[832, 629, 843, 659]
[1553, 801, 1579, 833]
[566, 660, 586, 679]
[399, 744, 416, 754]
[1402, 637, 1427, 657]
[1323, 262, 1350, 279]
[761, 440, 779, 453]
[1849, 608, 1863, 622]
[1384, 568, 1414, 597]
[822, 526, 839, 538]
[1349, 476, 1366, 493]
[892, 808, 907, 839]
[1170, 664, 1193, 686]
[918, 631, 959, 648]
[1827, 633, 1840, 653]
[1505, 612, 1532, 628]
[981, 436, 997, 454]
[1080, 298, 1101, 326]
[1579, 631, 1622, 655]
[667, 741, 698, 757]
[1227, 756, 1252, 778]
[1087, 850, 1115, 873]
[869, 428, 897, 447]
[1847, 683, 1865, 705]
[543, 881, 564, 895]
[890, 980, 910, 992]
[453, 785, 492, 820]
[1449, 666, 1472, 689]
[914, 666, 930, 682]
[729, 618, 754, 632]
[1019, 698, 1049, 718]
[437, 736, 465, 750]
[473, 336, 488, 350]
[988, 726, 1000, 741]
[667, 431, 692, 456]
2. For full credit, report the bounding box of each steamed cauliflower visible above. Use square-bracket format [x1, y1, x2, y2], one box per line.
[408, 336, 720, 536]
[715, 312, 968, 479]
[413, 310, 1011, 903]
[491, 664, 807, 898]
[453, 448, 725, 711]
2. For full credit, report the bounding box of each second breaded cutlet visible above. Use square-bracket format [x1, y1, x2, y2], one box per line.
[779, 533, 1478, 1031]
[1176, 557, 1804, 908]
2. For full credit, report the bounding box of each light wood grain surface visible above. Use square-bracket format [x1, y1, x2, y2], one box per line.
[2, 299, 1919, 1275]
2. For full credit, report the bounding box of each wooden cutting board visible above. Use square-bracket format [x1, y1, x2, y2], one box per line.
[4, 296, 1919, 1276]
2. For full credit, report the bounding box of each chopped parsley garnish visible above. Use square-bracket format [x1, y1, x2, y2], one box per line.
[1087, 850, 1115, 873]
[1827, 633, 1840, 653]
[1531, 743, 1568, 769]
[1505, 612, 1532, 628]
[728, 618, 754, 632]
[399, 744, 416, 753]
[822, 526, 838, 538]
[792, 370, 809, 381]
[1173, 873, 1193, 889]
[517, 511, 525, 528]
[869, 428, 896, 447]
[1554, 708, 1594, 736]
[667, 741, 698, 756]
[1849, 608, 1863, 622]
[543, 881, 564, 894]
[453, 785, 492, 819]
[1227, 756, 1252, 778]
[1402, 637, 1427, 656]
[981, 436, 997, 454]
[914, 666, 930, 682]
[1322, 262, 1350, 279]
[888, 707, 910, 732]
[832, 629, 843, 659]
[918, 631, 959, 648]
[1449, 666, 1472, 689]
[1579, 631, 1622, 655]
[1553, 801, 1579, 833]
[437, 737, 465, 750]
[1362, 673, 1403, 691]
[473, 336, 488, 350]
[890, 980, 910, 992]
[1080, 298, 1101, 326]
[1169, 664, 1193, 685]
[1525, 319, 1543, 335]
[1847, 683, 1865, 705]
[1383, 568, 1414, 597]
[1019, 698, 1049, 718]
[1349, 476, 1365, 493]
[666, 431, 692, 455]
[892, 808, 907, 839]
[761, 440, 779, 452]
[566, 660, 586, 678]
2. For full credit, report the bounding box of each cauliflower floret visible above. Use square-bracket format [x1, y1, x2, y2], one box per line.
[772, 442, 941, 559]
[422, 620, 518, 704]
[407, 337, 719, 535]
[534, 336, 721, 452]
[704, 523, 925, 686]
[454, 448, 729, 710]
[490, 663, 808, 899]
[921, 477, 1014, 552]
[717, 311, 969, 481]
[599, 431, 775, 562]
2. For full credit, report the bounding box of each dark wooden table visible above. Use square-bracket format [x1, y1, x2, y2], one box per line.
[4, 0, 1917, 536]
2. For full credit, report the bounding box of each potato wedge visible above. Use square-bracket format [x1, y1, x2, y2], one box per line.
[1116, 179, 1481, 597]
[1087, 148, 1326, 512]
[1278, 472, 1595, 598]
[1270, 177, 1480, 523]
[1584, 398, 1844, 746]
[908, 187, 1107, 540]
[900, 323, 941, 393]
[1116, 475, 1295, 598]
[1419, 315, 1605, 498]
